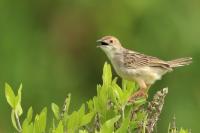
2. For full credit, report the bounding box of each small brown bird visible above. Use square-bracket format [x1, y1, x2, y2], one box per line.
[97, 36, 192, 101]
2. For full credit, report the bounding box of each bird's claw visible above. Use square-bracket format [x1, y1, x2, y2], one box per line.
[128, 90, 148, 103]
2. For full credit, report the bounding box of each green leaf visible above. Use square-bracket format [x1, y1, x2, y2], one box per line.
[51, 103, 60, 120]
[15, 96, 23, 116]
[22, 122, 34, 133]
[93, 96, 106, 119]
[33, 107, 47, 133]
[116, 117, 130, 133]
[102, 62, 112, 86]
[79, 130, 89, 133]
[87, 100, 94, 112]
[27, 107, 33, 123]
[96, 84, 101, 96]
[5, 83, 16, 108]
[80, 112, 95, 126]
[179, 128, 189, 133]
[15, 84, 23, 116]
[129, 120, 137, 132]
[67, 112, 79, 132]
[52, 118, 56, 130]
[39, 107, 47, 132]
[11, 110, 19, 131]
[22, 107, 33, 130]
[53, 121, 63, 133]
[33, 115, 40, 133]
[67, 104, 85, 132]
[78, 104, 85, 118]
[122, 79, 136, 91]
[112, 82, 123, 101]
[100, 115, 121, 133]
[67, 104, 86, 132]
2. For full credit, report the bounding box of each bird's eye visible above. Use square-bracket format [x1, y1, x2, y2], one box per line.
[110, 40, 113, 43]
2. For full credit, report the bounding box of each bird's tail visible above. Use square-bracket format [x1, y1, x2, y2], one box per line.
[167, 57, 192, 68]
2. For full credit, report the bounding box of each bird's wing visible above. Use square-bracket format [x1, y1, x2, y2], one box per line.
[123, 50, 171, 70]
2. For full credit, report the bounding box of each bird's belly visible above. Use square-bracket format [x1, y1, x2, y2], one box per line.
[114, 66, 165, 85]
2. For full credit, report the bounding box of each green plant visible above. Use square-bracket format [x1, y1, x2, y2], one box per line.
[5, 62, 190, 133]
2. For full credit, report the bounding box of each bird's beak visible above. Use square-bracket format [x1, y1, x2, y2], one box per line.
[96, 39, 102, 48]
[96, 39, 102, 43]
[96, 39, 109, 48]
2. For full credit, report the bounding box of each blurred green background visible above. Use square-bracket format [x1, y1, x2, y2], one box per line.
[0, 0, 199, 132]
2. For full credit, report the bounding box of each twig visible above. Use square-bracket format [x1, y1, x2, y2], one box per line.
[60, 95, 70, 133]
[60, 100, 67, 119]
[171, 115, 177, 130]
[60, 94, 70, 119]
[94, 113, 100, 131]
[146, 88, 168, 133]
[168, 115, 178, 133]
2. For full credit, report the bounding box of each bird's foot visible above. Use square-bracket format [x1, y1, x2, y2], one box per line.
[128, 89, 148, 103]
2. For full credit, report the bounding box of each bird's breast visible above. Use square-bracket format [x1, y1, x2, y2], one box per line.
[110, 56, 137, 80]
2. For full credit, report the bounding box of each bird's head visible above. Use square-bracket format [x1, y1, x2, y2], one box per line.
[96, 36, 122, 54]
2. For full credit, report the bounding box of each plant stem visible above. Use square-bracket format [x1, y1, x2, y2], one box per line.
[121, 106, 125, 121]
[15, 111, 22, 132]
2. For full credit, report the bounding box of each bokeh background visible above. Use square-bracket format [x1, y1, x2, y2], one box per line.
[0, 0, 199, 132]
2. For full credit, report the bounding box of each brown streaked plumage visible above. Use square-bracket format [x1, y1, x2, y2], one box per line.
[97, 36, 192, 101]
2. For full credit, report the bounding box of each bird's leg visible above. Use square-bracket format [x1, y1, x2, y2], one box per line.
[146, 84, 151, 93]
[128, 79, 148, 102]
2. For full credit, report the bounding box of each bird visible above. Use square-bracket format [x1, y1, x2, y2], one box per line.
[97, 35, 192, 102]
